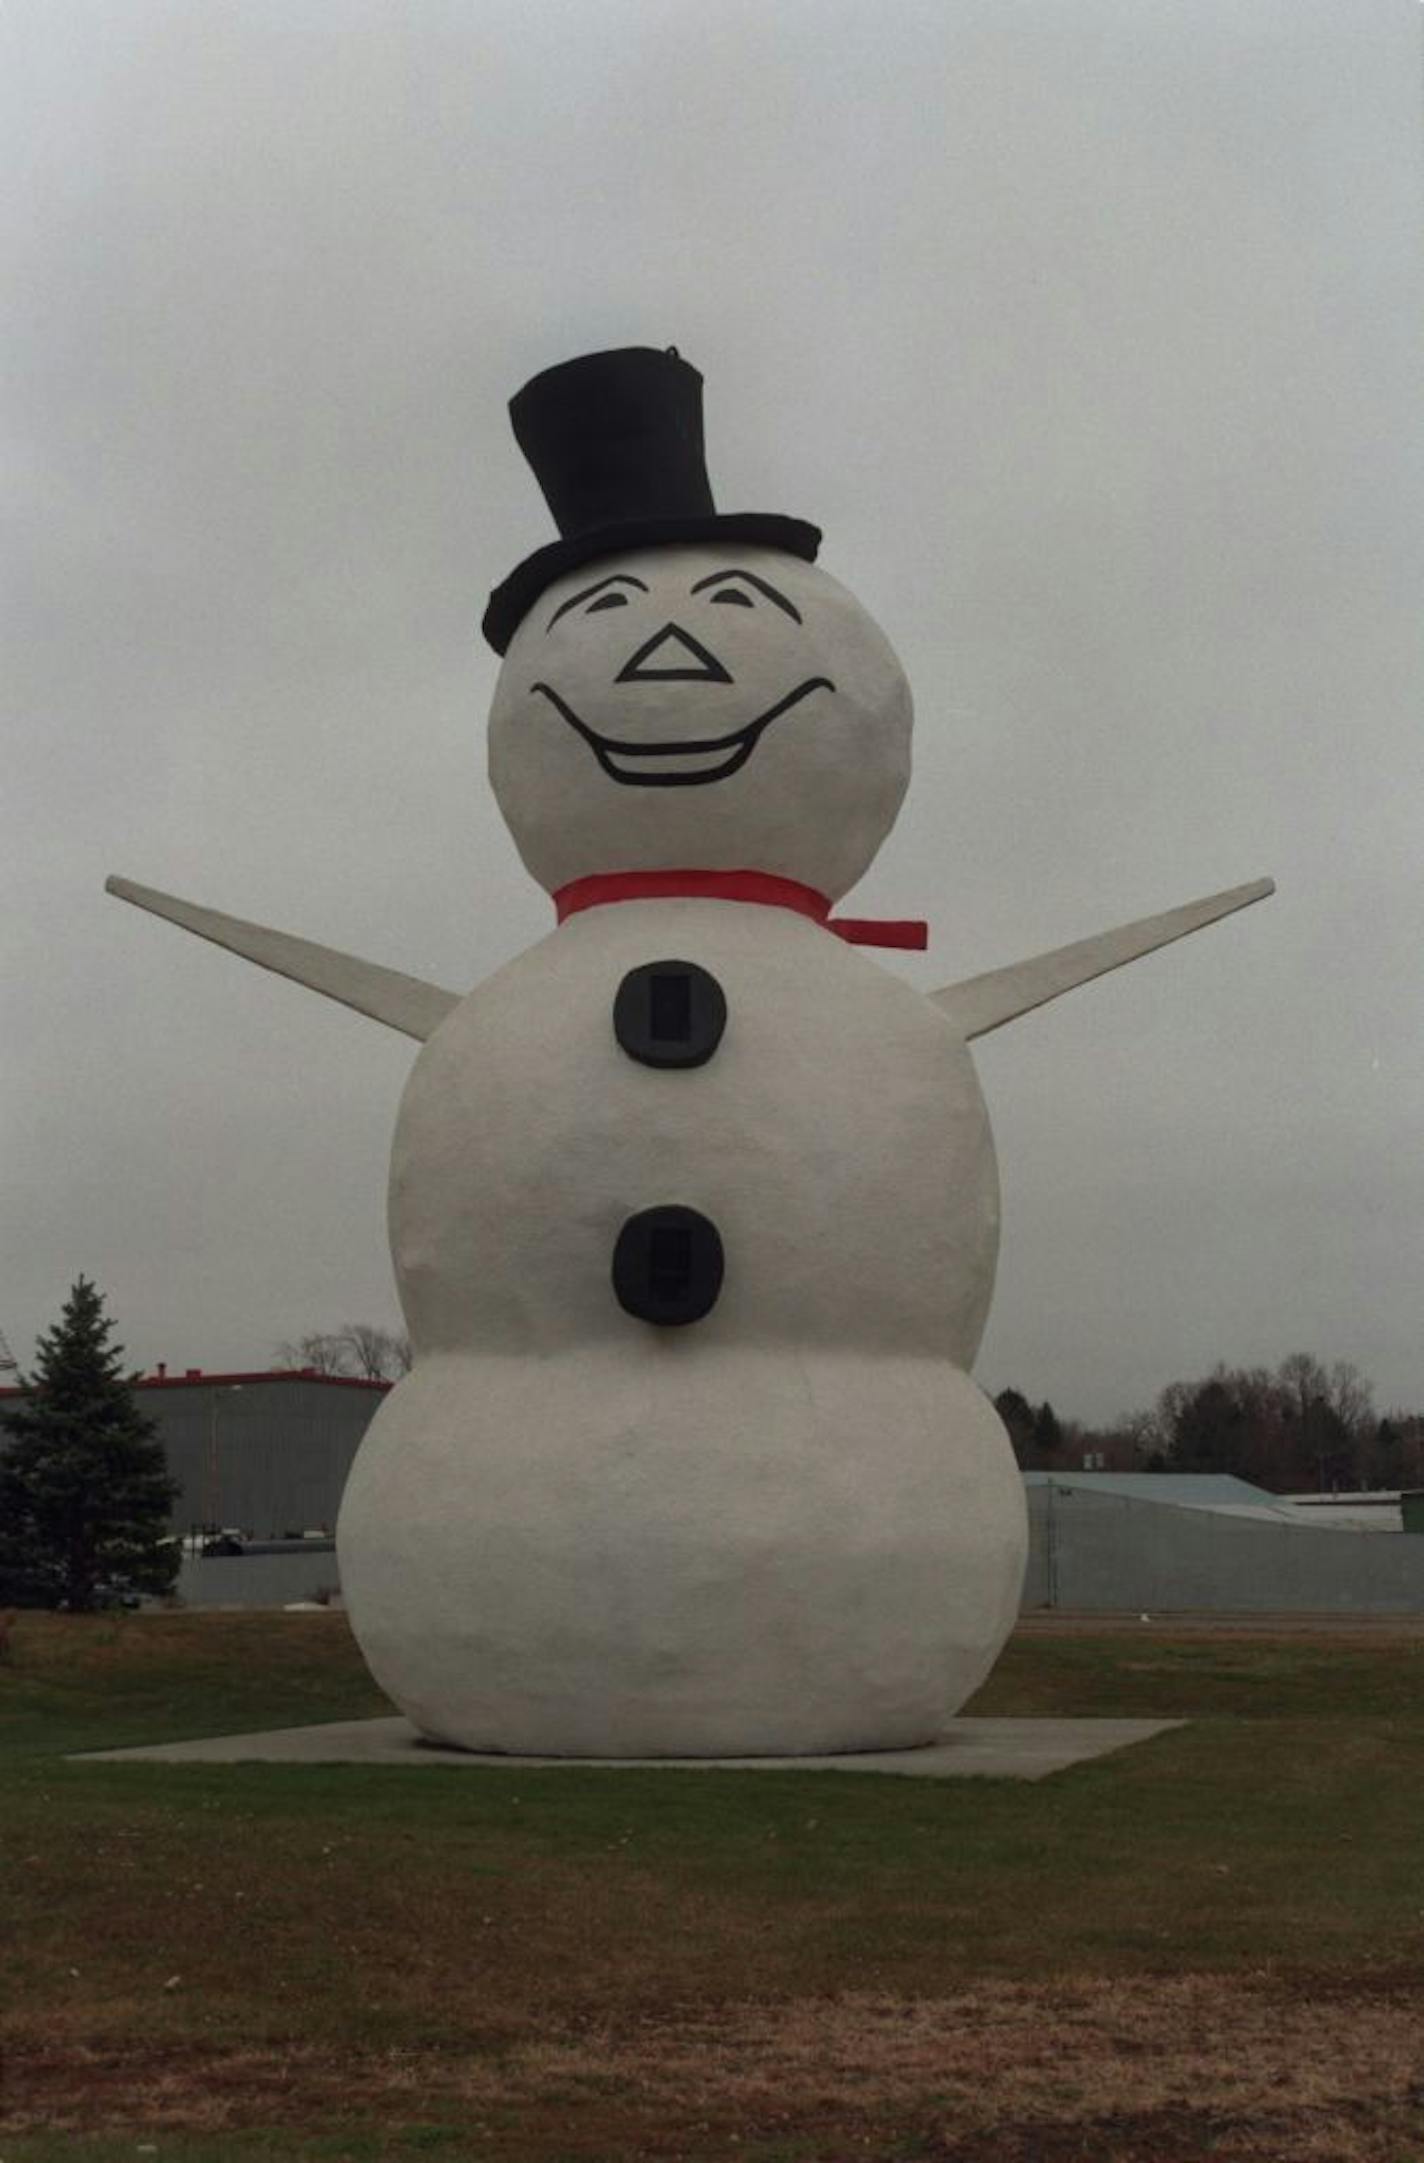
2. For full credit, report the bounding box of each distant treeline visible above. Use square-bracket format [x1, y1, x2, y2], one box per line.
[995, 1353, 1424, 1494]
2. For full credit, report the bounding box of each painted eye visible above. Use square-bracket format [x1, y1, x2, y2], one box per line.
[586, 591, 629, 614]
[708, 588, 754, 607]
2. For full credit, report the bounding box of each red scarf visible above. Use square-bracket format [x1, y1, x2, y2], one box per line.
[552, 869, 927, 950]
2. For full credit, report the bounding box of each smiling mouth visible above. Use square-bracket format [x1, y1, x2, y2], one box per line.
[528, 678, 835, 787]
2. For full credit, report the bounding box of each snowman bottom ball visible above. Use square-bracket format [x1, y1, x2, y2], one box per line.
[336, 1345, 1027, 1757]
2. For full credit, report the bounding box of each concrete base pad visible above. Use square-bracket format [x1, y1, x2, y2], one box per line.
[75, 1715, 1181, 1780]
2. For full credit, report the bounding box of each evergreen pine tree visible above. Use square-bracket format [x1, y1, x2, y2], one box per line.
[0, 1278, 178, 1609]
[1033, 1400, 1063, 1462]
[993, 1388, 1037, 1465]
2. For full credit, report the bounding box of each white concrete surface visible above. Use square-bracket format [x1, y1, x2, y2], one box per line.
[74, 1714, 1183, 1779]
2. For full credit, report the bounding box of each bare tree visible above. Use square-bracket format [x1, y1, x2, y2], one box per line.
[1328, 1359, 1375, 1440]
[1276, 1352, 1372, 1435]
[1008, 1356, 1407, 1493]
[337, 1323, 412, 1382]
[276, 1325, 411, 1382]
[277, 1331, 350, 1377]
[1277, 1352, 1374, 1489]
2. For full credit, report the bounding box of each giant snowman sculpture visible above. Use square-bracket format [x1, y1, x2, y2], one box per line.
[111, 347, 1271, 1756]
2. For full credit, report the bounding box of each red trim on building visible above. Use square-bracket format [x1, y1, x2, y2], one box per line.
[0, 1367, 393, 1400]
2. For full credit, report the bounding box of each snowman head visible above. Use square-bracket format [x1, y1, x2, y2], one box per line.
[482, 347, 914, 903]
[488, 540, 912, 901]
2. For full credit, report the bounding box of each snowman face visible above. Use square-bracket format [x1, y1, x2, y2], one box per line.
[488, 545, 912, 901]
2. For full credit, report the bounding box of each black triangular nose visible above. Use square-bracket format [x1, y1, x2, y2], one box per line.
[616, 623, 733, 685]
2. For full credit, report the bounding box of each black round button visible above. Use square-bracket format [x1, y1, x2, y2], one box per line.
[613, 960, 727, 1069]
[612, 1205, 724, 1326]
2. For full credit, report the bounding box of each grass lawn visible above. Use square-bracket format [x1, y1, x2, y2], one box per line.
[2, 1612, 1423, 2161]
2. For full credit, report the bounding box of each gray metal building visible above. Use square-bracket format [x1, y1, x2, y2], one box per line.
[1023, 1473, 1424, 1614]
[0, 1367, 390, 1540]
[144, 1369, 389, 1537]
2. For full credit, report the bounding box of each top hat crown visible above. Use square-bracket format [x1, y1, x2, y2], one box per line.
[482, 346, 820, 653]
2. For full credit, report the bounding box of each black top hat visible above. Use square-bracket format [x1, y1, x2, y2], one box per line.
[481, 347, 820, 653]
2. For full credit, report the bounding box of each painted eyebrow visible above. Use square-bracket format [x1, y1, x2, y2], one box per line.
[689, 568, 802, 623]
[546, 572, 649, 631]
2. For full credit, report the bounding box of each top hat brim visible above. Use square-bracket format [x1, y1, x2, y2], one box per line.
[482, 511, 821, 655]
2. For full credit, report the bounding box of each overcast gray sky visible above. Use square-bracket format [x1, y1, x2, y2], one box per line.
[3, 0, 1420, 1424]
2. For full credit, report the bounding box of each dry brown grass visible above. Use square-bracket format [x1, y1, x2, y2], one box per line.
[7, 1615, 1424, 2160]
[1017, 1613, 1424, 1640]
[7, 1973, 1424, 2159]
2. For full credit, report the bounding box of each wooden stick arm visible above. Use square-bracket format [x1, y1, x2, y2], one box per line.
[105, 876, 460, 1043]
[930, 877, 1274, 1042]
